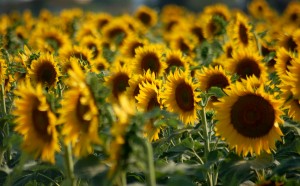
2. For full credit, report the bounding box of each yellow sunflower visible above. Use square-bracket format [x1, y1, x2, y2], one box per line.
[92, 12, 113, 31]
[126, 69, 161, 102]
[136, 81, 162, 141]
[282, 1, 300, 26]
[28, 53, 61, 88]
[13, 81, 60, 163]
[286, 58, 300, 99]
[161, 69, 201, 125]
[80, 35, 103, 59]
[214, 81, 284, 156]
[247, 0, 277, 22]
[274, 47, 295, 81]
[105, 64, 131, 103]
[169, 32, 198, 57]
[229, 13, 256, 50]
[203, 3, 231, 22]
[164, 49, 190, 74]
[134, 5, 158, 28]
[225, 48, 268, 82]
[90, 56, 110, 73]
[132, 45, 167, 77]
[278, 28, 300, 52]
[196, 66, 231, 109]
[59, 61, 100, 157]
[189, 22, 205, 44]
[120, 34, 148, 58]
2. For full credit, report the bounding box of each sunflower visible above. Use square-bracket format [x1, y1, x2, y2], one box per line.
[277, 28, 300, 52]
[120, 34, 148, 58]
[161, 69, 201, 125]
[90, 56, 110, 73]
[169, 32, 198, 57]
[13, 81, 60, 163]
[80, 35, 103, 59]
[136, 81, 162, 141]
[260, 40, 277, 72]
[274, 47, 295, 81]
[247, 0, 277, 22]
[28, 53, 61, 88]
[105, 64, 131, 102]
[286, 58, 300, 99]
[214, 81, 284, 156]
[189, 22, 205, 44]
[134, 5, 157, 28]
[225, 48, 268, 82]
[126, 69, 161, 102]
[229, 13, 256, 50]
[282, 1, 300, 26]
[102, 18, 132, 48]
[59, 61, 100, 157]
[132, 45, 167, 77]
[92, 12, 113, 31]
[164, 49, 190, 74]
[203, 3, 231, 22]
[202, 15, 223, 40]
[196, 66, 231, 109]
[75, 23, 99, 41]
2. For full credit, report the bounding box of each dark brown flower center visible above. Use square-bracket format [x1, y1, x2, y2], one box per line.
[112, 73, 130, 98]
[141, 53, 161, 74]
[290, 13, 298, 22]
[166, 57, 184, 72]
[175, 81, 195, 111]
[147, 94, 160, 111]
[130, 42, 144, 57]
[32, 99, 52, 142]
[285, 36, 297, 52]
[46, 35, 63, 49]
[36, 61, 57, 86]
[178, 39, 190, 54]
[191, 26, 205, 43]
[226, 46, 233, 58]
[108, 27, 127, 43]
[138, 12, 151, 26]
[87, 43, 99, 59]
[76, 96, 90, 132]
[236, 57, 261, 80]
[207, 73, 229, 90]
[230, 94, 275, 138]
[238, 23, 249, 46]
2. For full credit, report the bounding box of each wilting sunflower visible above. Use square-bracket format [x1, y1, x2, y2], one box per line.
[105, 64, 131, 102]
[161, 69, 201, 125]
[59, 61, 100, 157]
[225, 48, 268, 82]
[214, 81, 284, 156]
[28, 53, 61, 88]
[274, 47, 295, 80]
[134, 5, 157, 28]
[164, 49, 190, 74]
[132, 45, 167, 77]
[196, 66, 231, 109]
[13, 81, 60, 163]
[136, 81, 162, 141]
[229, 13, 256, 50]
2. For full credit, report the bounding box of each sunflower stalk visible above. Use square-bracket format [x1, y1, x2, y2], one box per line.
[1, 83, 11, 163]
[64, 144, 76, 186]
[199, 96, 214, 186]
[140, 138, 156, 186]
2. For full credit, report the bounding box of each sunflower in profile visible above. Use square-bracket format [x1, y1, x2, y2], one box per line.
[214, 80, 284, 156]
[202, 14, 224, 40]
[225, 48, 268, 82]
[28, 53, 61, 88]
[161, 69, 201, 125]
[126, 69, 161, 101]
[105, 64, 131, 102]
[274, 47, 295, 81]
[286, 58, 300, 99]
[120, 34, 148, 58]
[164, 49, 190, 74]
[132, 45, 167, 77]
[196, 66, 231, 109]
[13, 80, 60, 163]
[229, 13, 256, 50]
[59, 61, 101, 157]
[134, 5, 157, 28]
[136, 81, 162, 141]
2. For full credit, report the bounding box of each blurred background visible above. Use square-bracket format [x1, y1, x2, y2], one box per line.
[0, 0, 292, 15]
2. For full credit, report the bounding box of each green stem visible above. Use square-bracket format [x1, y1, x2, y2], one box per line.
[1, 83, 11, 162]
[64, 144, 76, 186]
[121, 171, 127, 186]
[199, 106, 213, 186]
[143, 140, 156, 186]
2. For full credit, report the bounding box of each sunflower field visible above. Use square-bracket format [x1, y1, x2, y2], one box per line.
[0, 0, 300, 185]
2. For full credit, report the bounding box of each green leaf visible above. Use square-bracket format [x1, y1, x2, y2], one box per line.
[249, 153, 274, 170]
[272, 157, 300, 177]
[206, 150, 224, 167]
[167, 175, 196, 186]
[74, 154, 107, 179]
[207, 87, 226, 98]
